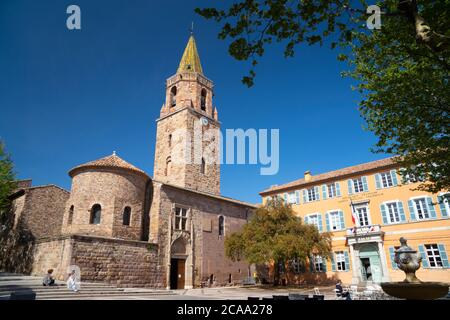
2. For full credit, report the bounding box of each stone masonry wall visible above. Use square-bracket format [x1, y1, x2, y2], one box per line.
[154, 108, 220, 195]
[154, 183, 252, 288]
[18, 186, 70, 239]
[32, 237, 73, 280]
[32, 235, 165, 288]
[62, 168, 148, 241]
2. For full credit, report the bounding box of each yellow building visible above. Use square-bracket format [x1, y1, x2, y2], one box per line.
[260, 158, 450, 285]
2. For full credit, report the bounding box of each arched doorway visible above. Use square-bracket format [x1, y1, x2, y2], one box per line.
[170, 237, 188, 289]
[358, 243, 382, 283]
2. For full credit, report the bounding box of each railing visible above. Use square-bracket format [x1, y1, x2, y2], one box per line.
[346, 224, 381, 236]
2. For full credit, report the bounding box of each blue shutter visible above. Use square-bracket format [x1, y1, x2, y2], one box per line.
[309, 256, 314, 272]
[336, 182, 341, 196]
[427, 197, 437, 219]
[322, 185, 327, 200]
[380, 204, 388, 224]
[325, 213, 330, 231]
[397, 201, 406, 222]
[388, 247, 398, 269]
[375, 174, 382, 189]
[344, 251, 350, 272]
[304, 216, 309, 224]
[331, 254, 336, 272]
[390, 169, 398, 186]
[408, 200, 416, 221]
[314, 186, 320, 201]
[438, 195, 448, 217]
[295, 191, 300, 204]
[437, 244, 449, 268]
[339, 210, 345, 230]
[418, 245, 429, 268]
[317, 214, 323, 232]
[302, 189, 307, 203]
[362, 176, 369, 192]
[283, 193, 288, 203]
[347, 179, 353, 195]
[322, 257, 327, 272]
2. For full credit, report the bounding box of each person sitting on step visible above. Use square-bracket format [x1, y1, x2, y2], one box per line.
[42, 269, 56, 286]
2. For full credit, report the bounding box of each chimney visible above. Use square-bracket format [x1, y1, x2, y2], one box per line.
[304, 170, 312, 182]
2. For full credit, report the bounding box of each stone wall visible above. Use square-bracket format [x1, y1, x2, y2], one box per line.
[62, 168, 148, 241]
[151, 183, 253, 288]
[32, 235, 165, 288]
[17, 185, 69, 239]
[154, 108, 221, 195]
[32, 237, 72, 280]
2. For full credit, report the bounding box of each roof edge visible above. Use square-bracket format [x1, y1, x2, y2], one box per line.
[260, 157, 399, 195]
[154, 180, 257, 209]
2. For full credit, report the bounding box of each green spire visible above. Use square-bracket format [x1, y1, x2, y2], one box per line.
[177, 35, 203, 75]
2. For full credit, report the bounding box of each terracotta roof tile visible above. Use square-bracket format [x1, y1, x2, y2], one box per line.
[69, 153, 148, 178]
[260, 157, 398, 195]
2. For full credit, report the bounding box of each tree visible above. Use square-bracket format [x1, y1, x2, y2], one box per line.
[195, 1, 449, 194]
[0, 140, 16, 221]
[225, 197, 332, 285]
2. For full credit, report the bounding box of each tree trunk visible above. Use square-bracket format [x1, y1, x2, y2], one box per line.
[273, 260, 280, 286]
[398, 0, 447, 52]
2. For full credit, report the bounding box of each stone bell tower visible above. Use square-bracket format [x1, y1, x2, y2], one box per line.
[153, 34, 220, 195]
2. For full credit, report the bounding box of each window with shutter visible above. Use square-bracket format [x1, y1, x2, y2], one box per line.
[352, 177, 365, 193]
[328, 211, 342, 231]
[335, 251, 347, 271]
[424, 244, 446, 268]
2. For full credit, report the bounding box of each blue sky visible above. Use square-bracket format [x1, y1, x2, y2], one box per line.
[0, 0, 388, 204]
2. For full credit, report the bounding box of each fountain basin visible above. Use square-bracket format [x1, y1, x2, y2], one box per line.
[381, 282, 449, 300]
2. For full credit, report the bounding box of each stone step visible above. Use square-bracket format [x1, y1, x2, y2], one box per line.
[0, 285, 118, 293]
[35, 290, 176, 300]
[0, 287, 123, 296]
[1, 289, 176, 300]
[36, 292, 178, 300]
[0, 279, 114, 286]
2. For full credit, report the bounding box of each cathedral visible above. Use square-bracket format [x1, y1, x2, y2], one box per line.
[8, 35, 255, 289]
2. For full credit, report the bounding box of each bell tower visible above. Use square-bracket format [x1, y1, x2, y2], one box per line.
[153, 34, 220, 195]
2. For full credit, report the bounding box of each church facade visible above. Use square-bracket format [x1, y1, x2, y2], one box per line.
[8, 35, 255, 289]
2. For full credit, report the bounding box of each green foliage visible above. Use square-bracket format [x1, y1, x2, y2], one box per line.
[225, 197, 331, 284]
[344, 5, 450, 193]
[196, 1, 450, 193]
[0, 140, 16, 218]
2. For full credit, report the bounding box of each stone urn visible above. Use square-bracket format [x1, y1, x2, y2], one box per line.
[381, 238, 449, 300]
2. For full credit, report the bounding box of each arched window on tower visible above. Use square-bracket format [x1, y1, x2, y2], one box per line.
[170, 86, 177, 107]
[200, 158, 206, 174]
[68, 205, 74, 225]
[218, 216, 224, 236]
[165, 156, 172, 176]
[90, 204, 101, 225]
[168, 134, 172, 147]
[123, 206, 131, 226]
[200, 89, 207, 111]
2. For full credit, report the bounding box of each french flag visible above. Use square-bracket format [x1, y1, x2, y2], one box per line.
[350, 200, 357, 225]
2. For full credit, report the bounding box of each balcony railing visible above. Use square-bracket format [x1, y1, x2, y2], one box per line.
[346, 224, 381, 236]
